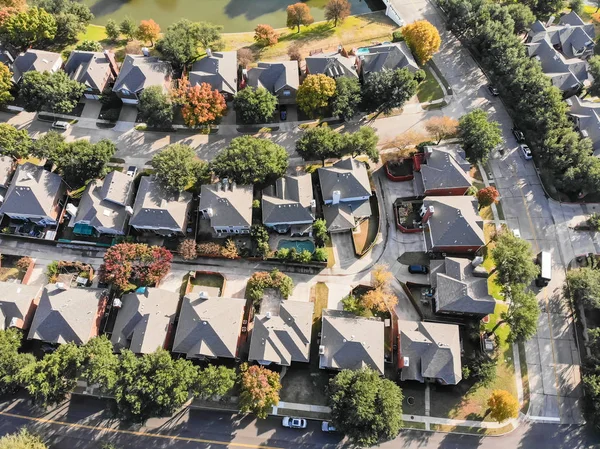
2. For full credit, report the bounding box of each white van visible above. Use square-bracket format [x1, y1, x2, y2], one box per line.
[52, 121, 70, 130]
[536, 251, 552, 287]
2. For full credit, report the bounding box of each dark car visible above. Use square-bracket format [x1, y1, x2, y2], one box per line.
[512, 128, 525, 143]
[488, 85, 499, 96]
[280, 105, 287, 121]
[408, 264, 429, 274]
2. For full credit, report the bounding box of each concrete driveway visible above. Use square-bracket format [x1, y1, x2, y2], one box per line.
[118, 105, 138, 122]
[330, 231, 357, 270]
[81, 100, 102, 119]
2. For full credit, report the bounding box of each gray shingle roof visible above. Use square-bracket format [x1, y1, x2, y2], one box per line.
[527, 39, 588, 91]
[0, 163, 64, 219]
[305, 52, 358, 79]
[319, 309, 384, 375]
[12, 49, 62, 84]
[262, 173, 314, 225]
[416, 146, 472, 193]
[322, 200, 371, 232]
[199, 182, 253, 228]
[27, 285, 106, 345]
[430, 258, 496, 315]
[399, 320, 462, 385]
[113, 55, 171, 94]
[130, 176, 192, 232]
[247, 61, 299, 94]
[189, 51, 237, 95]
[359, 42, 419, 79]
[64, 50, 116, 93]
[0, 283, 42, 330]
[423, 196, 484, 250]
[248, 300, 314, 366]
[172, 294, 245, 359]
[111, 288, 179, 354]
[568, 95, 600, 156]
[318, 158, 371, 201]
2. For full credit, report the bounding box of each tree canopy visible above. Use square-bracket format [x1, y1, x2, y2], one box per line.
[195, 365, 236, 399]
[52, 139, 116, 188]
[0, 430, 47, 449]
[152, 143, 209, 192]
[75, 40, 103, 51]
[458, 109, 502, 163]
[0, 63, 13, 106]
[286, 3, 314, 33]
[0, 329, 34, 395]
[156, 20, 222, 70]
[566, 267, 600, 310]
[402, 20, 441, 64]
[491, 230, 539, 287]
[254, 24, 278, 46]
[80, 336, 119, 393]
[477, 186, 499, 209]
[328, 367, 403, 446]
[362, 68, 423, 116]
[0, 123, 32, 159]
[332, 76, 362, 121]
[297, 74, 337, 118]
[0, 7, 56, 51]
[487, 390, 519, 422]
[239, 363, 281, 418]
[341, 126, 380, 162]
[20, 71, 85, 114]
[588, 56, 600, 99]
[172, 79, 226, 128]
[233, 87, 278, 124]
[325, 0, 351, 27]
[211, 136, 288, 185]
[498, 284, 540, 342]
[137, 19, 160, 46]
[34, 0, 93, 46]
[138, 85, 173, 129]
[296, 125, 341, 164]
[424, 116, 458, 144]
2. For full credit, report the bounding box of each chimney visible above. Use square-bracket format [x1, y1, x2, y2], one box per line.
[332, 190, 341, 205]
[471, 255, 484, 267]
[337, 44, 343, 53]
[266, 311, 272, 319]
[141, 47, 150, 57]
[206, 48, 212, 57]
[421, 205, 434, 223]
[546, 15, 555, 27]
[310, 199, 316, 214]
[424, 146, 433, 160]
[125, 206, 134, 215]
[231, 181, 236, 192]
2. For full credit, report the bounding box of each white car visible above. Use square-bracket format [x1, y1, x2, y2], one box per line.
[321, 421, 336, 432]
[52, 120, 70, 130]
[512, 229, 521, 238]
[519, 144, 532, 160]
[282, 417, 307, 429]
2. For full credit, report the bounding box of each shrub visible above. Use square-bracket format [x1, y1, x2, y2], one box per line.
[46, 261, 59, 283]
[178, 239, 198, 260]
[297, 250, 312, 263]
[277, 248, 290, 260]
[197, 242, 224, 257]
[589, 213, 600, 231]
[392, 30, 404, 42]
[16, 256, 32, 271]
[246, 269, 294, 304]
[416, 140, 436, 152]
[312, 247, 327, 262]
[313, 219, 329, 247]
[221, 239, 239, 259]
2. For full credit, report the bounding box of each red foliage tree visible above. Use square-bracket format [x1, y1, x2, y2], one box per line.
[172, 78, 227, 128]
[100, 243, 173, 291]
[254, 24, 278, 46]
[477, 186, 500, 209]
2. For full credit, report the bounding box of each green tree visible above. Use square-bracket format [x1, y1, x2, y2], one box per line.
[488, 284, 540, 342]
[251, 224, 271, 259]
[328, 367, 403, 446]
[341, 126, 379, 162]
[569, 0, 583, 14]
[0, 329, 35, 395]
[295, 126, 341, 165]
[152, 144, 209, 192]
[0, 123, 32, 159]
[31, 130, 65, 159]
[0, 430, 47, 449]
[34, 0, 93, 46]
[196, 21, 224, 49]
[53, 139, 116, 188]
[566, 267, 600, 310]
[313, 218, 329, 247]
[81, 336, 119, 393]
[297, 74, 336, 118]
[331, 76, 361, 121]
[0, 63, 14, 106]
[105, 19, 120, 41]
[233, 87, 277, 124]
[75, 40, 103, 51]
[528, 0, 566, 20]
[195, 365, 236, 399]
[20, 71, 85, 114]
[362, 68, 423, 117]
[138, 85, 173, 129]
[506, 4, 535, 34]
[587, 56, 600, 99]
[18, 343, 83, 406]
[491, 230, 539, 287]
[458, 109, 502, 163]
[211, 136, 288, 185]
[119, 17, 137, 41]
[583, 372, 600, 430]
[0, 7, 56, 51]
[239, 363, 281, 418]
[487, 390, 519, 423]
[156, 20, 222, 70]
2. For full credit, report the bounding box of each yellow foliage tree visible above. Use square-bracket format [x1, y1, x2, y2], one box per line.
[362, 264, 398, 312]
[222, 239, 239, 259]
[487, 390, 519, 423]
[137, 19, 161, 46]
[401, 20, 441, 64]
[297, 74, 336, 118]
[424, 116, 458, 144]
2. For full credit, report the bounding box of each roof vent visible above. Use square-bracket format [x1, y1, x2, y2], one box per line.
[319, 345, 325, 355]
[198, 291, 209, 300]
[103, 209, 111, 216]
[403, 356, 410, 367]
[113, 297, 123, 308]
[125, 206, 134, 215]
[266, 311, 272, 318]
[25, 172, 35, 181]
[141, 47, 150, 57]
[55, 282, 67, 290]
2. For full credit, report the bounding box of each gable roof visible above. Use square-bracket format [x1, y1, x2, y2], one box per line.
[0, 283, 42, 330]
[172, 294, 245, 359]
[399, 320, 462, 385]
[113, 55, 171, 94]
[64, 50, 116, 92]
[248, 300, 313, 366]
[27, 285, 105, 345]
[262, 173, 314, 225]
[247, 61, 299, 93]
[527, 39, 588, 91]
[130, 176, 192, 231]
[423, 196, 484, 250]
[305, 51, 358, 79]
[359, 42, 419, 78]
[322, 200, 371, 232]
[430, 258, 495, 315]
[528, 12, 595, 58]
[318, 158, 371, 201]
[111, 288, 179, 354]
[12, 49, 62, 83]
[0, 163, 64, 219]
[415, 146, 472, 195]
[199, 182, 253, 228]
[319, 309, 384, 375]
[568, 95, 600, 156]
[189, 51, 237, 95]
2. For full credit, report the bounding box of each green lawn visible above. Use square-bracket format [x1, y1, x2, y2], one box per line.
[78, 24, 108, 42]
[325, 239, 336, 268]
[416, 66, 444, 103]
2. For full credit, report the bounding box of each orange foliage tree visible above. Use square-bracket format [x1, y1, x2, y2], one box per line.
[254, 24, 278, 46]
[424, 116, 458, 144]
[477, 186, 500, 209]
[239, 363, 281, 418]
[172, 79, 226, 128]
[286, 3, 314, 33]
[137, 19, 161, 46]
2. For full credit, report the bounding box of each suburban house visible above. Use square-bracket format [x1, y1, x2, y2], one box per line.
[420, 196, 484, 254]
[129, 176, 192, 235]
[73, 171, 134, 236]
[112, 55, 172, 105]
[262, 173, 315, 236]
[0, 156, 15, 187]
[27, 285, 107, 345]
[64, 50, 119, 99]
[0, 163, 65, 225]
[319, 309, 384, 375]
[246, 61, 299, 104]
[11, 49, 62, 84]
[567, 95, 600, 156]
[199, 180, 253, 236]
[305, 49, 358, 79]
[318, 158, 372, 233]
[248, 299, 314, 366]
[398, 320, 462, 385]
[430, 257, 496, 318]
[172, 292, 245, 360]
[413, 145, 472, 197]
[526, 13, 594, 97]
[111, 288, 179, 354]
[189, 50, 237, 99]
[356, 42, 419, 80]
[0, 283, 43, 330]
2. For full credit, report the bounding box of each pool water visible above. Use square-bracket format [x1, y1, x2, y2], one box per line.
[277, 239, 315, 253]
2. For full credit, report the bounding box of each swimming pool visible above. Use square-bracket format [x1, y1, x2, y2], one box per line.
[277, 239, 315, 253]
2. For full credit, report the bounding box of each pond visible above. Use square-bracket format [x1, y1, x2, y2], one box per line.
[277, 239, 315, 253]
[81, 0, 385, 32]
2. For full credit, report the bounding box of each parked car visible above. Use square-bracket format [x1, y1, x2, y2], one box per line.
[512, 229, 521, 238]
[487, 85, 499, 96]
[408, 264, 429, 274]
[519, 144, 532, 160]
[512, 128, 525, 143]
[52, 120, 70, 130]
[321, 421, 336, 432]
[280, 105, 287, 121]
[282, 417, 307, 429]
[126, 165, 137, 177]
